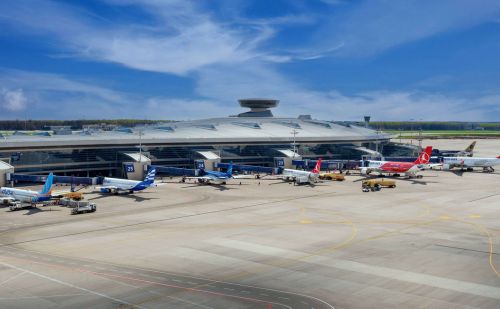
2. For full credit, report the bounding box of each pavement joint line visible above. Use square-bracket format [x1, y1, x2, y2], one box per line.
[0, 270, 27, 287]
[0, 192, 336, 248]
[0, 260, 148, 309]
[0, 293, 91, 300]
[2, 246, 334, 308]
[2, 255, 293, 309]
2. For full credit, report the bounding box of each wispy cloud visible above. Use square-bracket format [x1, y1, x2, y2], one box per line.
[0, 0, 285, 75]
[0, 1, 499, 121]
[317, 0, 500, 57]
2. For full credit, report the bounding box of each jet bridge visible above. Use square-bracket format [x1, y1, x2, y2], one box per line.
[0, 161, 14, 187]
[121, 152, 151, 180]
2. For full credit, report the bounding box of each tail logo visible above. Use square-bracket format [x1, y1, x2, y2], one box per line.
[312, 158, 322, 174]
[420, 152, 430, 163]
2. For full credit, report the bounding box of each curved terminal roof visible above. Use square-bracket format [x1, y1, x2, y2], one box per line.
[0, 116, 391, 150]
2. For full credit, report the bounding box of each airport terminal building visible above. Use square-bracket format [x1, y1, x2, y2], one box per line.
[0, 100, 401, 183]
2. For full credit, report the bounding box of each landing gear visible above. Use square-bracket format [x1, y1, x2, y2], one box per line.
[483, 166, 494, 173]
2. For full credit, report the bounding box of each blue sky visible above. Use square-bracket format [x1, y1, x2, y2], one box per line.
[1, 0, 500, 121]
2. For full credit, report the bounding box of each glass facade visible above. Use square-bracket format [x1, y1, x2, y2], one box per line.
[0, 141, 411, 176]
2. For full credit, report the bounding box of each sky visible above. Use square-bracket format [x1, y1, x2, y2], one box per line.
[1, 0, 500, 121]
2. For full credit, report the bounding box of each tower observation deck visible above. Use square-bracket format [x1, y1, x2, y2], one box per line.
[237, 99, 279, 117]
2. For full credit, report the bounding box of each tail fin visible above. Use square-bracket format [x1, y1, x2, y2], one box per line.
[40, 173, 54, 195]
[311, 158, 322, 174]
[415, 146, 433, 164]
[142, 167, 156, 185]
[226, 163, 233, 177]
[465, 141, 476, 153]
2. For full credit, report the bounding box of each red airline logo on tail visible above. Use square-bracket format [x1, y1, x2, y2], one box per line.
[312, 158, 322, 174]
[415, 146, 433, 164]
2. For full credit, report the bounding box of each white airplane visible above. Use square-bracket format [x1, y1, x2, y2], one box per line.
[439, 141, 476, 157]
[185, 163, 251, 185]
[1, 173, 54, 204]
[99, 168, 156, 194]
[442, 156, 500, 172]
[279, 158, 322, 184]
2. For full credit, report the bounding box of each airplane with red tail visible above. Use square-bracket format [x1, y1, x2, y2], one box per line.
[280, 158, 322, 184]
[359, 146, 433, 178]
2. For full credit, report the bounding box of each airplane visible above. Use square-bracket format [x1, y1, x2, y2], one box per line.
[185, 163, 249, 185]
[436, 141, 476, 157]
[0, 173, 54, 205]
[279, 158, 322, 185]
[99, 168, 156, 194]
[359, 146, 433, 178]
[442, 155, 500, 172]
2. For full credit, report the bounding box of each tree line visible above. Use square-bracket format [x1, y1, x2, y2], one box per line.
[0, 119, 168, 131]
[360, 121, 500, 131]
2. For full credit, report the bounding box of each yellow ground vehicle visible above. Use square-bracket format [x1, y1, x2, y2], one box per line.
[319, 173, 345, 181]
[361, 179, 396, 192]
[53, 191, 84, 201]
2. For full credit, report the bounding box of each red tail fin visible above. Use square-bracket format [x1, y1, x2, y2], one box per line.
[415, 146, 433, 164]
[497, 155, 500, 159]
[312, 158, 322, 174]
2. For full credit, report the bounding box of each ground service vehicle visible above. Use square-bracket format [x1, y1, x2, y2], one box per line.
[8, 201, 25, 211]
[71, 202, 97, 214]
[60, 192, 84, 200]
[362, 179, 396, 192]
[319, 173, 345, 181]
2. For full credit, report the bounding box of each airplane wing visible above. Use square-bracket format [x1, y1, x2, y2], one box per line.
[184, 176, 213, 181]
[96, 185, 120, 193]
[415, 163, 441, 170]
[232, 174, 256, 179]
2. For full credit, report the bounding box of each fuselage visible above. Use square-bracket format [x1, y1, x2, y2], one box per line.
[282, 169, 319, 183]
[368, 160, 419, 173]
[203, 171, 231, 183]
[443, 157, 500, 168]
[102, 178, 147, 191]
[0, 187, 51, 203]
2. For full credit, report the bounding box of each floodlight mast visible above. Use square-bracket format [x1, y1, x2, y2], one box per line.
[291, 129, 299, 158]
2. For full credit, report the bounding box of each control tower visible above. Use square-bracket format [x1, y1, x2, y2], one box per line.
[237, 99, 279, 117]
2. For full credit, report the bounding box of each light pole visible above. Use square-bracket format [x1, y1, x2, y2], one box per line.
[138, 129, 143, 162]
[291, 129, 299, 157]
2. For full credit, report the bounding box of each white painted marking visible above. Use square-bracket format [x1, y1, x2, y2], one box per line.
[172, 279, 182, 283]
[0, 262, 148, 309]
[168, 295, 215, 309]
[0, 270, 26, 287]
[210, 238, 500, 300]
[168, 247, 263, 268]
[0, 293, 90, 300]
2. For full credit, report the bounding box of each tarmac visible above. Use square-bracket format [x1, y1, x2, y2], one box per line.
[0, 139, 499, 308]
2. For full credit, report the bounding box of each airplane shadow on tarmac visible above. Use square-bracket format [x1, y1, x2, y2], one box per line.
[22, 206, 61, 215]
[180, 184, 241, 191]
[88, 192, 158, 202]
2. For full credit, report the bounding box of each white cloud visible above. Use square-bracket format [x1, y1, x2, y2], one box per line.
[0, 1, 499, 121]
[0, 88, 28, 111]
[318, 0, 500, 57]
[0, 0, 281, 75]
